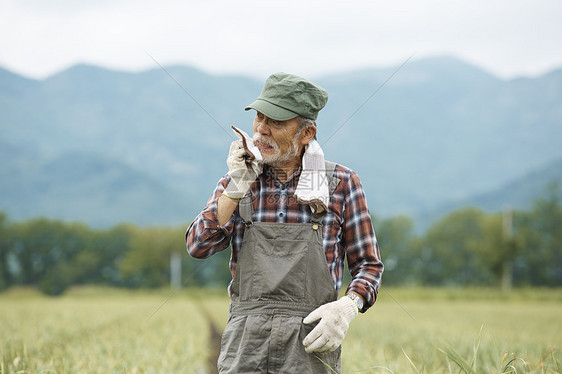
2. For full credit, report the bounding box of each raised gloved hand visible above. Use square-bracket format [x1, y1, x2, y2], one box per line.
[302, 296, 359, 353]
[223, 127, 262, 199]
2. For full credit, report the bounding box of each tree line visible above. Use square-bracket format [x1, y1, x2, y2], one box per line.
[378, 185, 562, 289]
[1, 186, 560, 295]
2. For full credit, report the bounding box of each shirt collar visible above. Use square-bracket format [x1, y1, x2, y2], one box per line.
[263, 164, 302, 186]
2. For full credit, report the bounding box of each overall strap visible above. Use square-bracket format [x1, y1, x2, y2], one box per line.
[324, 160, 340, 196]
[310, 160, 340, 224]
[239, 194, 254, 226]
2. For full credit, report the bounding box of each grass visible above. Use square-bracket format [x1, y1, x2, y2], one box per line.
[0, 286, 561, 373]
[343, 287, 562, 373]
[0, 287, 209, 373]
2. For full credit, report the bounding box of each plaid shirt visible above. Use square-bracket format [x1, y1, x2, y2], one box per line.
[185, 163, 383, 312]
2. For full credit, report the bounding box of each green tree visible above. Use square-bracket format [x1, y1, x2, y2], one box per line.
[414, 208, 493, 286]
[0, 213, 9, 290]
[34, 221, 94, 295]
[471, 210, 524, 290]
[2, 217, 99, 295]
[119, 226, 184, 288]
[375, 215, 417, 286]
[515, 183, 562, 286]
[9, 218, 69, 287]
[66, 223, 136, 287]
[188, 247, 233, 288]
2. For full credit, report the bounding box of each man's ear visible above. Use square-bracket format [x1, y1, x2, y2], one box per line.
[300, 124, 317, 145]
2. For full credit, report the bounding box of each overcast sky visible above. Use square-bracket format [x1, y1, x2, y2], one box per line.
[1, 0, 562, 81]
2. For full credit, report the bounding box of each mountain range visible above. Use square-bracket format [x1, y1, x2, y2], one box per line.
[1, 56, 561, 229]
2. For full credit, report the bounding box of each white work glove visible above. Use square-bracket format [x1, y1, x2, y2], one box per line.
[302, 296, 359, 353]
[223, 139, 261, 199]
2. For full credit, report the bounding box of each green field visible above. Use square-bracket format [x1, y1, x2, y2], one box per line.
[1, 287, 561, 373]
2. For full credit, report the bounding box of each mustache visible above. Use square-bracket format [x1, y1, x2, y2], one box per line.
[253, 134, 279, 151]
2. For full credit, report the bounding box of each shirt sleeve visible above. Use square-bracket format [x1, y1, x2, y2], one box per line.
[185, 175, 237, 259]
[343, 170, 384, 312]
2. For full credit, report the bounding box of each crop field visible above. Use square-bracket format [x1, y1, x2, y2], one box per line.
[1, 287, 561, 374]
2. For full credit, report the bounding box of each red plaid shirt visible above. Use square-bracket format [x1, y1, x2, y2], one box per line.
[185, 163, 383, 312]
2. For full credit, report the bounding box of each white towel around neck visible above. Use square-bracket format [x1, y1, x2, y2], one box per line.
[294, 139, 330, 215]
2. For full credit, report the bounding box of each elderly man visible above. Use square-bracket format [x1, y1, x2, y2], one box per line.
[186, 73, 383, 373]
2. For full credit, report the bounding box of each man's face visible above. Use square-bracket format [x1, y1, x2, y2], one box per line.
[252, 112, 302, 166]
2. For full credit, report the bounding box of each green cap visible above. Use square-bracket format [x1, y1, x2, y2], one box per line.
[245, 72, 328, 121]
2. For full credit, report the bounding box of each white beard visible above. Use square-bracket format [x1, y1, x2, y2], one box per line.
[253, 133, 301, 167]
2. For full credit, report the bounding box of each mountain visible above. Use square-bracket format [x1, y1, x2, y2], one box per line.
[315, 56, 562, 215]
[414, 158, 562, 231]
[463, 158, 562, 211]
[0, 143, 194, 226]
[1, 56, 561, 227]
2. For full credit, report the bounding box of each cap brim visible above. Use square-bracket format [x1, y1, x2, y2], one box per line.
[245, 99, 299, 121]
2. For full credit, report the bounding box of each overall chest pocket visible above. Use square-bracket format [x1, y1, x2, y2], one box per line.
[240, 239, 309, 302]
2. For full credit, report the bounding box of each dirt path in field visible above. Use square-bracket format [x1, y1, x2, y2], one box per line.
[207, 319, 222, 374]
[196, 302, 222, 374]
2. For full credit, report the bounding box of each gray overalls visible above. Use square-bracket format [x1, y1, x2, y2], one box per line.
[218, 162, 342, 374]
